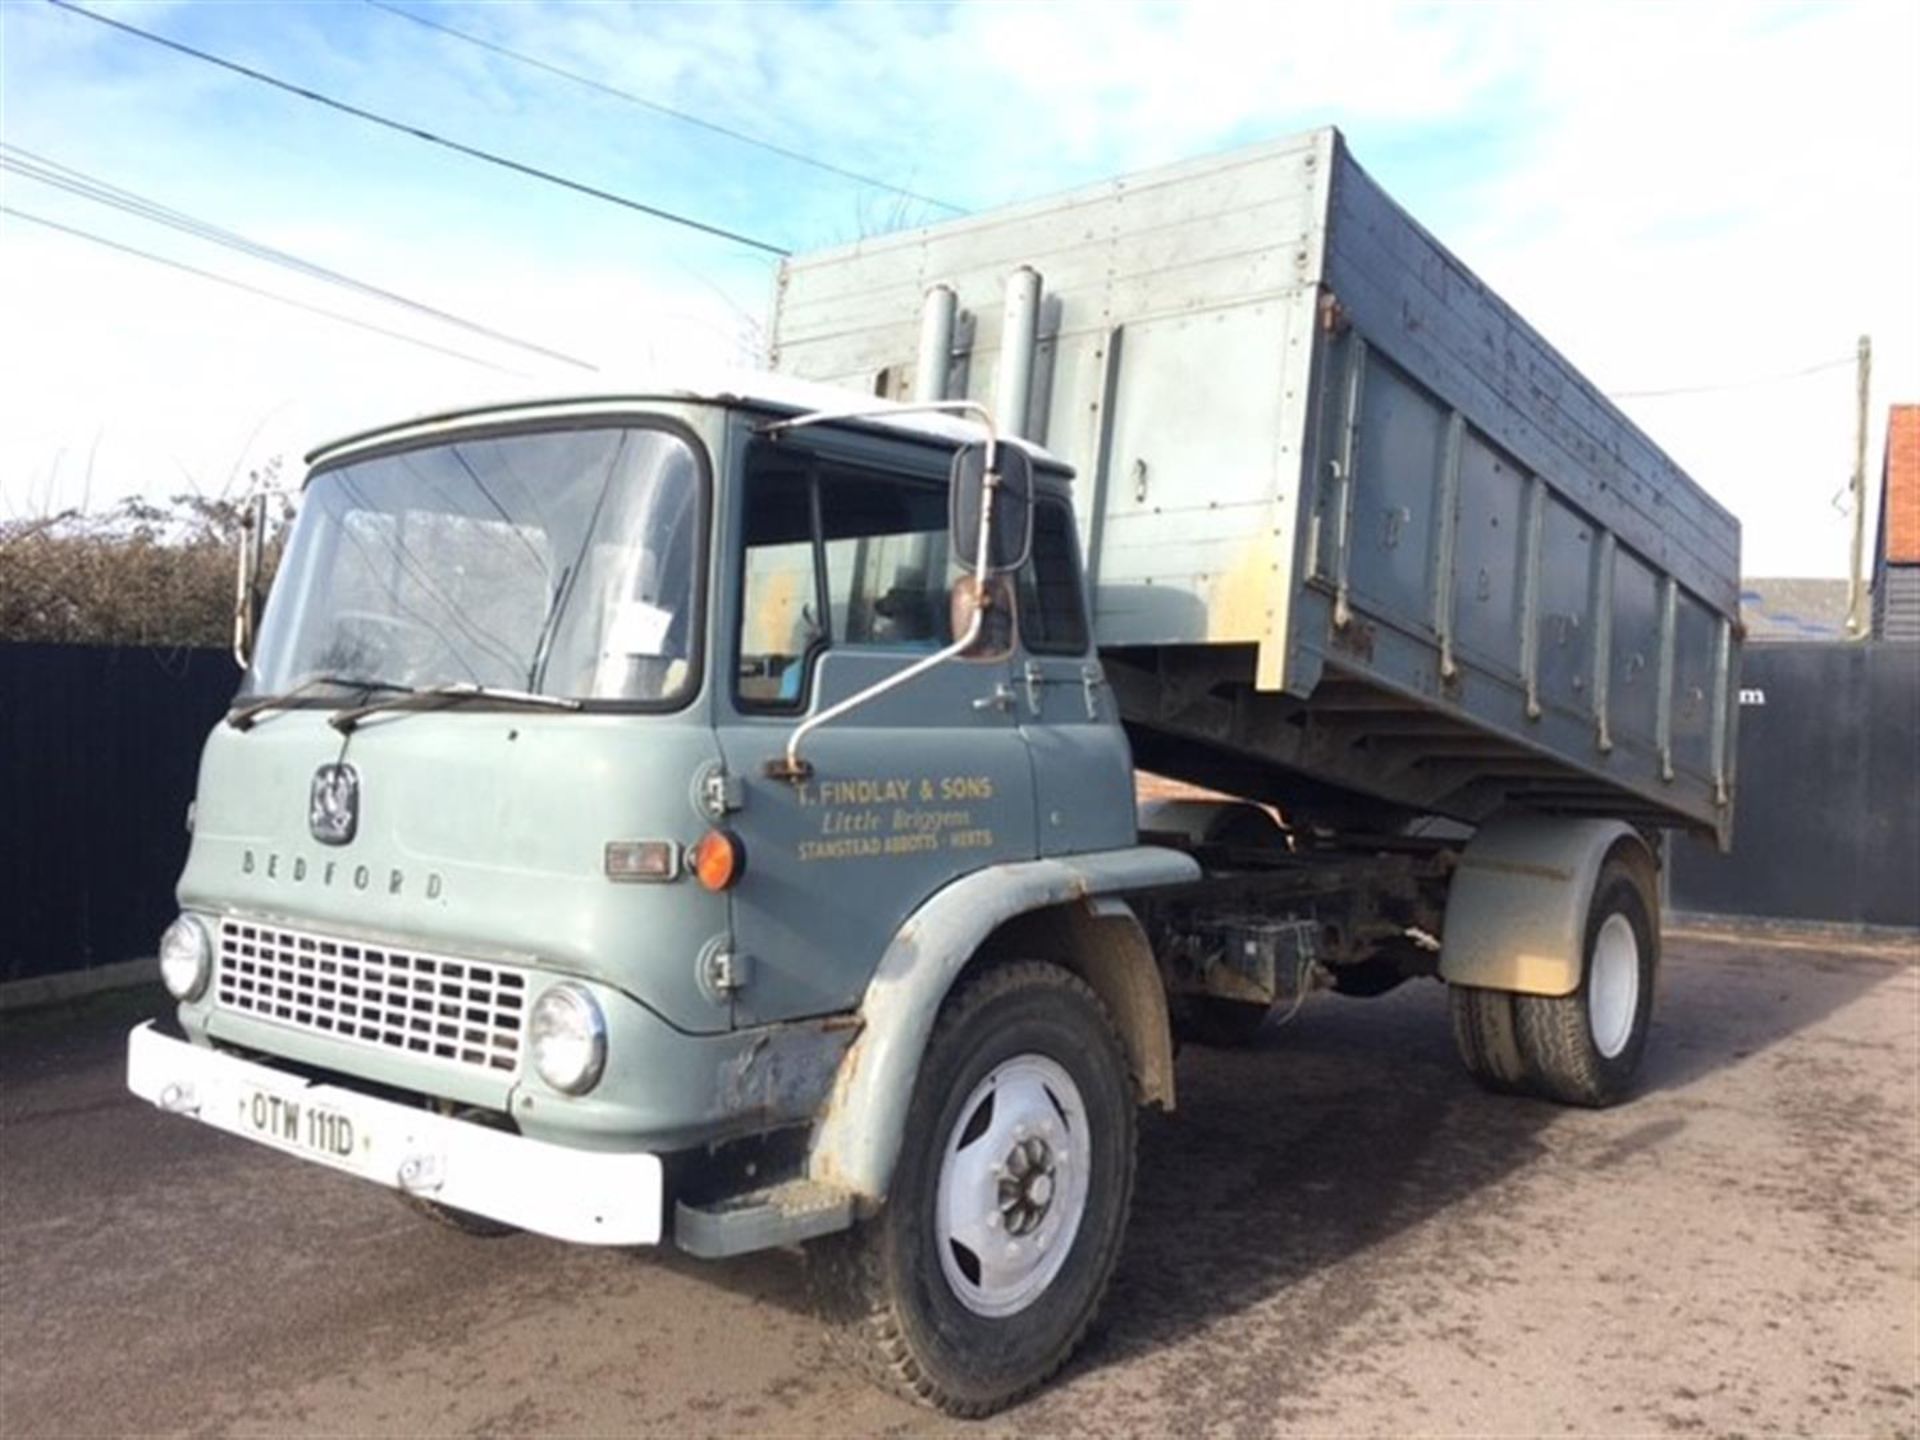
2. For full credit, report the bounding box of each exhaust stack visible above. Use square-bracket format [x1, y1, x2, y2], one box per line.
[914, 284, 956, 402]
[995, 266, 1041, 439]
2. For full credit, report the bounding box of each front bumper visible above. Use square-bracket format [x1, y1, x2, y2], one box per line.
[126, 1023, 662, 1245]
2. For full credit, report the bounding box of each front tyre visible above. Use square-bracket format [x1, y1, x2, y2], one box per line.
[819, 961, 1137, 1416]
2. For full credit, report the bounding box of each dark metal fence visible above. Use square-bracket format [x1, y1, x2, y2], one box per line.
[1, 638, 1909, 990]
[1670, 640, 1919, 930]
[1, 645, 237, 983]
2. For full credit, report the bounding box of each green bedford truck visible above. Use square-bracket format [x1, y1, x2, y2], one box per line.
[129, 130, 1739, 1415]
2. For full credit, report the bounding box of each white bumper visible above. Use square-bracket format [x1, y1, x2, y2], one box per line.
[126, 1023, 662, 1246]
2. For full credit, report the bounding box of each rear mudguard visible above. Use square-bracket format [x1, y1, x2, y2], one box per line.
[1439, 816, 1655, 997]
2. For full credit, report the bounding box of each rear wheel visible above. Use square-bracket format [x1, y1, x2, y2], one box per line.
[817, 961, 1136, 1417]
[1513, 859, 1658, 1107]
[1448, 854, 1658, 1107]
[1448, 983, 1529, 1094]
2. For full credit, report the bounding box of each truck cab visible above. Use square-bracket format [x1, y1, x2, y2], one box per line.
[134, 374, 1182, 1260]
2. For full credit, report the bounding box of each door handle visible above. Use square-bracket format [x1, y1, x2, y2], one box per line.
[972, 684, 1016, 713]
[1080, 663, 1107, 719]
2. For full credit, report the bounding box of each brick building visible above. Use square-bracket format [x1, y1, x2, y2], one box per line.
[1872, 403, 1920, 641]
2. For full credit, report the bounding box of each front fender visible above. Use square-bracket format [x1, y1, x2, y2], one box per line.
[805, 846, 1198, 1203]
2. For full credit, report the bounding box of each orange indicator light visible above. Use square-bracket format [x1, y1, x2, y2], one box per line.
[692, 830, 745, 891]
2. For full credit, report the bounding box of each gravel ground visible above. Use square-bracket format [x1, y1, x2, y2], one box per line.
[2, 925, 1915, 1438]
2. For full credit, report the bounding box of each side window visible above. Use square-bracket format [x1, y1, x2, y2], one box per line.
[1016, 499, 1090, 655]
[738, 467, 822, 706]
[819, 474, 952, 651]
[736, 456, 954, 709]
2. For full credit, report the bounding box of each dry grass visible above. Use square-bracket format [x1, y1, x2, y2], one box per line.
[0, 489, 286, 648]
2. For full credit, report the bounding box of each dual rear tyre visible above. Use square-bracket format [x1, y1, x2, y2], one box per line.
[1450, 854, 1658, 1107]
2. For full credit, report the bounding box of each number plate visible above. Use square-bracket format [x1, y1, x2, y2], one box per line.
[237, 1082, 369, 1171]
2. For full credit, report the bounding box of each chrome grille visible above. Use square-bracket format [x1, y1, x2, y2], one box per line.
[215, 919, 526, 1074]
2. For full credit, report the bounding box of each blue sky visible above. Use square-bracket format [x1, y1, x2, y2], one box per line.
[2, 0, 1916, 577]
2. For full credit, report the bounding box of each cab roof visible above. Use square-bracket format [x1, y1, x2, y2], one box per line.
[305, 367, 1070, 476]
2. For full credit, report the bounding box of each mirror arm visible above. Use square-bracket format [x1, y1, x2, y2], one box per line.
[766, 605, 986, 783]
[970, 437, 1001, 588]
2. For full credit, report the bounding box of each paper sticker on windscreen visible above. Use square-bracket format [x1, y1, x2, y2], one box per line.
[605, 601, 673, 657]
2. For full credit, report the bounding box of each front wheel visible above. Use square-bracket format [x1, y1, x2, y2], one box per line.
[816, 961, 1137, 1417]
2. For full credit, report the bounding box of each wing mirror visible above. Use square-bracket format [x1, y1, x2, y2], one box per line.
[949, 441, 1034, 577]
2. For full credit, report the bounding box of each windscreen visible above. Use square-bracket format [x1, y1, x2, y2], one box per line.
[247, 425, 703, 705]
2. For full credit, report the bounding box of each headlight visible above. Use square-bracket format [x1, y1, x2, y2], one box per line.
[158, 915, 211, 1001]
[529, 983, 606, 1095]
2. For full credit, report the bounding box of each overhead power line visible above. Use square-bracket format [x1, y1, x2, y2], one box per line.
[0, 143, 598, 372]
[44, 0, 791, 257]
[0, 203, 526, 375]
[1610, 353, 1856, 400]
[362, 0, 966, 217]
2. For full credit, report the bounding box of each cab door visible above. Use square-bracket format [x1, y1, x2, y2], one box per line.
[714, 429, 1036, 1027]
[1014, 494, 1138, 856]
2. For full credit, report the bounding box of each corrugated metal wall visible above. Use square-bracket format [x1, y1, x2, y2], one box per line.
[1872, 568, 1920, 642]
[1670, 641, 1918, 929]
[0, 645, 236, 982]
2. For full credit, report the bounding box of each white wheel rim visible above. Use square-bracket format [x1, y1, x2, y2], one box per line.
[935, 1053, 1092, 1318]
[1588, 912, 1641, 1059]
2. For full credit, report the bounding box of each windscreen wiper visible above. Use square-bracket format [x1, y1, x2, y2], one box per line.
[329, 681, 582, 734]
[227, 675, 411, 731]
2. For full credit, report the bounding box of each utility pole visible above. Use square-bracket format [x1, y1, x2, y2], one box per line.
[1846, 334, 1872, 637]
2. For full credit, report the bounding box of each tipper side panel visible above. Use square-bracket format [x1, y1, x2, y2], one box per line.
[1277, 141, 1740, 842]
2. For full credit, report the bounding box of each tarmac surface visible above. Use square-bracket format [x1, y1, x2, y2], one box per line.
[3, 926, 1916, 1438]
